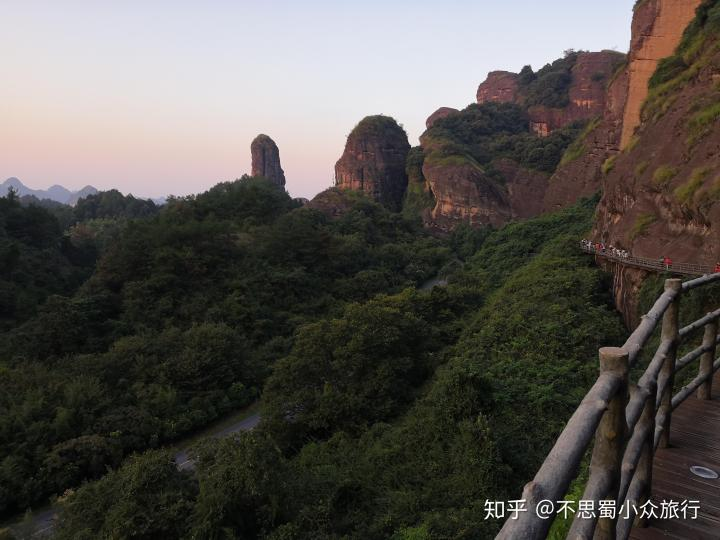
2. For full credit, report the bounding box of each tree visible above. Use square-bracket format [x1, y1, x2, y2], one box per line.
[262, 294, 432, 449]
[54, 450, 196, 540]
[190, 433, 290, 538]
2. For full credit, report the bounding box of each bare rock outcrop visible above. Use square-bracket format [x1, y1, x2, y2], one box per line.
[251, 134, 285, 187]
[420, 156, 550, 230]
[425, 107, 459, 129]
[476, 71, 519, 104]
[543, 0, 702, 212]
[620, 0, 702, 148]
[543, 67, 631, 212]
[422, 157, 511, 230]
[591, 0, 720, 325]
[476, 52, 624, 137]
[528, 51, 625, 136]
[495, 159, 550, 220]
[334, 115, 410, 211]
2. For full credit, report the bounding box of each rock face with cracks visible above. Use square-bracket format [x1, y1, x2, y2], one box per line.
[334, 115, 411, 211]
[251, 134, 286, 187]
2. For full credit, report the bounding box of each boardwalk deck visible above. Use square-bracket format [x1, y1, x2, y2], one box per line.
[630, 370, 720, 540]
[579, 244, 715, 277]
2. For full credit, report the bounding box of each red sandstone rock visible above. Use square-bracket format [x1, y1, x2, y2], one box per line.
[591, 0, 717, 324]
[620, 0, 702, 148]
[422, 157, 510, 230]
[251, 134, 285, 187]
[476, 52, 624, 136]
[425, 107, 459, 129]
[334, 115, 410, 211]
[476, 71, 519, 105]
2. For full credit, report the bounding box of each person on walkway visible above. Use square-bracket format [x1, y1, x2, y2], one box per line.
[714, 262, 720, 273]
[663, 257, 673, 270]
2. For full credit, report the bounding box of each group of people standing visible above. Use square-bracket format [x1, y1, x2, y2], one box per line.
[581, 239, 720, 274]
[580, 240, 629, 259]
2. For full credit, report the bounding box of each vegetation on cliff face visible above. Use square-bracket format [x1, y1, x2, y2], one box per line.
[347, 114, 408, 140]
[422, 102, 585, 176]
[516, 51, 580, 108]
[41, 192, 626, 539]
[559, 117, 601, 167]
[652, 165, 679, 189]
[645, 0, 720, 122]
[401, 146, 435, 220]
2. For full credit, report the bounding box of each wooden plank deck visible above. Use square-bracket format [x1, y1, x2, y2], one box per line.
[630, 370, 720, 540]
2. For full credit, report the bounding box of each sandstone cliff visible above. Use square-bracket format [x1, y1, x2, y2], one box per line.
[592, 0, 719, 323]
[251, 134, 286, 187]
[545, 0, 703, 214]
[421, 156, 511, 230]
[334, 115, 411, 211]
[620, 0, 702, 148]
[542, 66, 630, 212]
[476, 51, 625, 136]
[425, 107, 459, 129]
[416, 103, 561, 230]
[476, 71, 519, 105]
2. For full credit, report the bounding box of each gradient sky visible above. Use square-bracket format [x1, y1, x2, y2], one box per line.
[2, 1, 634, 199]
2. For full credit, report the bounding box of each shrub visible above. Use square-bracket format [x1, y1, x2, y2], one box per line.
[601, 156, 617, 175]
[687, 101, 720, 147]
[624, 135, 640, 153]
[674, 167, 712, 205]
[652, 165, 679, 188]
[559, 118, 599, 167]
[519, 53, 580, 108]
[631, 213, 657, 239]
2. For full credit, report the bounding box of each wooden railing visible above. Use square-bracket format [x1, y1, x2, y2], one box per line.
[579, 243, 713, 277]
[497, 273, 720, 540]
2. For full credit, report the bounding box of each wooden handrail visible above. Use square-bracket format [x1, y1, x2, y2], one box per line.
[496, 370, 625, 539]
[498, 272, 720, 540]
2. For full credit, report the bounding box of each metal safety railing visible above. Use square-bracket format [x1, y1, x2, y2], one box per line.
[580, 243, 714, 277]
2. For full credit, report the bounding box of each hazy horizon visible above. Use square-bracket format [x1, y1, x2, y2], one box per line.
[2, 1, 633, 200]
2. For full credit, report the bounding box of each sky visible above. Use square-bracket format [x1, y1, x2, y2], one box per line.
[1, 1, 634, 200]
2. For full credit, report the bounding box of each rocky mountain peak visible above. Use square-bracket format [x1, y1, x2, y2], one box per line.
[251, 134, 286, 187]
[334, 115, 411, 211]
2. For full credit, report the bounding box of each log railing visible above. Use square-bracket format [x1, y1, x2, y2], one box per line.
[579, 243, 713, 277]
[497, 273, 720, 540]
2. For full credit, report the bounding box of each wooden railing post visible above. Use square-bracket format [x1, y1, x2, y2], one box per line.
[698, 318, 718, 400]
[633, 380, 656, 529]
[593, 347, 629, 540]
[658, 278, 682, 449]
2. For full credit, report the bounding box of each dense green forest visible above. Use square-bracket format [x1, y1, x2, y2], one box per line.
[0, 176, 630, 538]
[0, 178, 450, 522]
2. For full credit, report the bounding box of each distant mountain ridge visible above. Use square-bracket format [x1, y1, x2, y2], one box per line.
[1, 177, 98, 206]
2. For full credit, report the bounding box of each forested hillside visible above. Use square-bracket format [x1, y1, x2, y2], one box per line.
[0, 191, 93, 332]
[0, 182, 627, 539]
[0, 177, 450, 520]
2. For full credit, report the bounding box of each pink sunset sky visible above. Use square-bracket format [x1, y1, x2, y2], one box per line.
[2, 1, 634, 200]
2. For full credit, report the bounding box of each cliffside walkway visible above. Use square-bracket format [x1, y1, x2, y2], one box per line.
[497, 273, 720, 540]
[630, 369, 720, 539]
[580, 244, 714, 277]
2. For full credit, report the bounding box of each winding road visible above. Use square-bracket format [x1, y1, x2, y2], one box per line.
[6, 272, 446, 538]
[4, 410, 261, 538]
